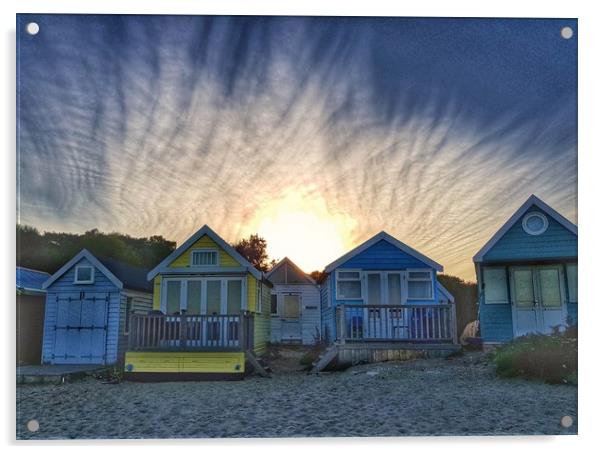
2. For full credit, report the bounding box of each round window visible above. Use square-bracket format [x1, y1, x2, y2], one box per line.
[522, 212, 549, 235]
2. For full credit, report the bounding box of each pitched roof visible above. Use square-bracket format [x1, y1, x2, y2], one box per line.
[96, 256, 153, 293]
[266, 257, 316, 285]
[324, 231, 443, 273]
[16, 266, 50, 294]
[147, 225, 263, 280]
[42, 249, 152, 293]
[473, 194, 578, 263]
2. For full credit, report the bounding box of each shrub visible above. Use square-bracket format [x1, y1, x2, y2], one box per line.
[491, 325, 577, 384]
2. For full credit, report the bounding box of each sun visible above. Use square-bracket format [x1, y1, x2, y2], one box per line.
[243, 191, 357, 273]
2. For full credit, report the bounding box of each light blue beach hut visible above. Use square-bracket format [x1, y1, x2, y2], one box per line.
[473, 195, 577, 345]
[41, 249, 153, 365]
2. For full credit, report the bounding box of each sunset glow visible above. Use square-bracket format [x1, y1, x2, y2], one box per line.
[243, 191, 357, 273]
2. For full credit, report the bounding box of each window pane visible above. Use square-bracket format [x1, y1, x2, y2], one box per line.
[388, 274, 401, 305]
[338, 271, 360, 279]
[76, 267, 92, 282]
[484, 268, 508, 304]
[166, 280, 181, 314]
[193, 251, 217, 266]
[206, 280, 221, 314]
[540, 269, 561, 307]
[526, 215, 544, 231]
[270, 294, 278, 315]
[513, 270, 534, 307]
[408, 281, 432, 299]
[367, 274, 381, 304]
[337, 281, 361, 299]
[567, 264, 577, 303]
[186, 281, 202, 315]
[409, 271, 430, 280]
[227, 280, 242, 314]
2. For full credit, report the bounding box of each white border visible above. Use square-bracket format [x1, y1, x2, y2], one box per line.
[522, 212, 549, 236]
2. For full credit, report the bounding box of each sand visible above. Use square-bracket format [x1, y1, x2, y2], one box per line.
[16, 353, 577, 439]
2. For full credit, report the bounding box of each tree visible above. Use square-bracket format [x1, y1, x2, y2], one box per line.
[309, 270, 327, 284]
[232, 234, 273, 272]
[437, 274, 478, 335]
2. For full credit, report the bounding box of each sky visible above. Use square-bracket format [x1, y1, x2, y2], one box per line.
[17, 15, 577, 280]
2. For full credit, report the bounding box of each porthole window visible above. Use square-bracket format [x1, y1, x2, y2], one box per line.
[522, 212, 549, 235]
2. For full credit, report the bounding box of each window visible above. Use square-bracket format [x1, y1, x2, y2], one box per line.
[227, 280, 242, 314]
[407, 270, 433, 299]
[191, 249, 218, 266]
[256, 285, 262, 313]
[336, 270, 362, 300]
[270, 294, 278, 316]
[522, 212, 549, 236]
[166, 280, 182, 314]
[387, 273, 402, 305]
[483, 267, 508, 304]
[124, 297, 133, 334]
[74, 265, 94, 284]
[186, 280, 202, 315]
[206, 280, 221, 315]
[566, 264, 577, 303]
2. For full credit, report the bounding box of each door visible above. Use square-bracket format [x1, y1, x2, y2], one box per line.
[53, 292, 108, 364]
[362, 272, 407, 339]
[281, 294, 302, 342]
[512, 268, 538, 336]
[364, 272, 384, 338]
[511, 265, 566, 336]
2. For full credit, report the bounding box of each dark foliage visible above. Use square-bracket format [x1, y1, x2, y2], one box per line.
[492, 325, 578, 384]
[232, 234, 276, 272]
[309, 270, 327, 284]
[16, 224, 176, 273]
[436, 274, 478, 335]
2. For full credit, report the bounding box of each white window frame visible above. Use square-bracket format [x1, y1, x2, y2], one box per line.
[74, 265, 95, 284]
[522, 212, 549, 236]
[483, 266, 509, 304]
[160, 277, 246, 315]
[190, 248, 219, 267]
[335, 269, 363, 300]
[406, 269, 434, 301]
[363, 270, 407, 305]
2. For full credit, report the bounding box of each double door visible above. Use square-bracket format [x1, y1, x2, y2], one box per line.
[363, 271, 408, 339]
[511, 265, 566, 336]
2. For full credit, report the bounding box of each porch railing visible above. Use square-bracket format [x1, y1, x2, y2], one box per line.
[336, 304, 457, 344]
[128, 312, 254, 352]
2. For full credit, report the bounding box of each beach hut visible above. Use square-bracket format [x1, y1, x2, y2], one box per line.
[473, 195, 577, 345]
[124, 225, 272, 381]
[266, 257, 321, 345]
[17, 266, 50, 364]
[41, 250, 152, 365]
[319, 231, 456, 345]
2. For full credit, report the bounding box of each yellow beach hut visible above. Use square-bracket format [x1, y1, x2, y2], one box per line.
[124, 225, 272, 380]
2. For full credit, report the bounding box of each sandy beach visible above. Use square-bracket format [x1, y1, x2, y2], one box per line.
[16, 353, 577, 439]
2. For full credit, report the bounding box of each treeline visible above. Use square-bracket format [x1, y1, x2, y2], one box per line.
[16, 224, 176, 273]
[437, 274, 478, 334]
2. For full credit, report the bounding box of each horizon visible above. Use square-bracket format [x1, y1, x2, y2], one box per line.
[17, 15, 577, 280]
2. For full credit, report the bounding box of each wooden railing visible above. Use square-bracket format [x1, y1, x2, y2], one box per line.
[336, 304, 457, 344]
[128, 313, 254, 352]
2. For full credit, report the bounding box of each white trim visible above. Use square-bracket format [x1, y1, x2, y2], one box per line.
[335, 269, 363, 300]
[406, 269, 435, 300]
[522, 212, 549, 236]
[42, 249, 124, 290]
[190, 248, 219, 267]
[473, 195, 577, 263]
[73, 265, 95, 284]
[324, 231, 443, 273]
[147, 225, 262, 280]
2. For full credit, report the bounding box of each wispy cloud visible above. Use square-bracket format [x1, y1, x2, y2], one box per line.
[17, 15, 577, 279]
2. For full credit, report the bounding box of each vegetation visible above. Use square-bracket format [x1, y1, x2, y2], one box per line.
[232, 234, 277, 272]
[491, 325, 577, 384]
[16, 224, 176, 273]
[436, 274, 478, 335]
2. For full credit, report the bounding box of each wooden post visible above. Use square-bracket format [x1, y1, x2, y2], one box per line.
[180, 315, 188, 349]
[450, 303, 458, 344]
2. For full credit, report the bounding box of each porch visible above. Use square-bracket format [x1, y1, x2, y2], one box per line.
[335, 303, 458, 344]
[127, 312, 254, 352]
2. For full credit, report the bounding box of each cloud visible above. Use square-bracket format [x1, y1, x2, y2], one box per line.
[17, 15, 577, 279]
